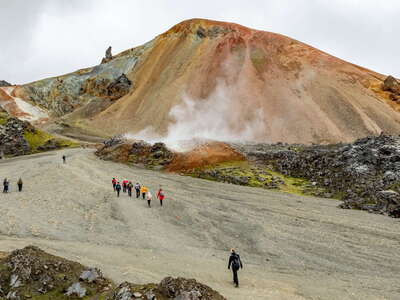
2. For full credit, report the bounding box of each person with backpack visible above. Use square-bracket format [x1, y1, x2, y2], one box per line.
[228, 249, 243, 288]
[112, 178, 117, 191]
[140, 185, 148, 200]
[127, 181, 133, 197]
[17, 178, 23, 192]
[62, 155, 66, 164]
[157, 187, 165, 206]
[135, 183, 141, 198]
[115, 182, 122, 197]
[146, 191, 152, 207]
[3, 178, 9, 193]
[122, 180, 129, 193]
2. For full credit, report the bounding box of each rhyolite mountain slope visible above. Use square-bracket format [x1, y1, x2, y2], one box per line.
[1, 19, 400, 144]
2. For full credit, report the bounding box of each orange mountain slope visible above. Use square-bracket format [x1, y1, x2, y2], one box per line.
[2, 19, 400, 144]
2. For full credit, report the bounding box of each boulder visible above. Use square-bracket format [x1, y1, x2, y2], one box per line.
[65, 282, 86, 298]
[382, 75, 400, 94]
[376, 190, 400, 213]
[113, 283, 132, 300]
[107, 74, 132, 100]
[79, 268, 102, 283]
[9, 275, 21, 288]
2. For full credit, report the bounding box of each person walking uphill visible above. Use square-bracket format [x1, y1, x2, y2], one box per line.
[157, 187, 165, 206]
[112, 178, 117, 191]
[228, 249, 243, 288]
[146, 191, 152, 207]
[127, 181, 133, 197]
[122, 179, 128, 193]
[140, 185, 148, 200]
[115, 182, 122, 197]
[135, 183, 141, 198]
[17, 178, 23, 192]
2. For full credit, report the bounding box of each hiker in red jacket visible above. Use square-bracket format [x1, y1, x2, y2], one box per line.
[122, 179, 129, 193]
[157, 187, 165, 206]
[112, 178, 117, 191]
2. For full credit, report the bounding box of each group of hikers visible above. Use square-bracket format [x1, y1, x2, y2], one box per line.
[111, 178, 165, 207]
[2, 154, 245, 288]
[2, 178, 23, 193]
[111, 178, 243, 286]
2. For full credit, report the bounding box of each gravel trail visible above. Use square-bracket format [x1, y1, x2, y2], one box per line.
[0, 148, 399, 299]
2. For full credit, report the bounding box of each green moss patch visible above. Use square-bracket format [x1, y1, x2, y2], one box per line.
[23, 129, 53, 151]
[0, 111, 8, 125]
[24, 129, 79, 153]
[53, 138, 80, 148]
[188, 160, 324, 197]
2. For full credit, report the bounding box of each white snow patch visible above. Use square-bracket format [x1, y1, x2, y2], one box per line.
[14, 97, 48, 121]
[0, 87, 49, 122]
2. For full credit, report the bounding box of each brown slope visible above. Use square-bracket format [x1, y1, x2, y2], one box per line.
[3, 19, 399, 144]
[85, 19, 400, 144]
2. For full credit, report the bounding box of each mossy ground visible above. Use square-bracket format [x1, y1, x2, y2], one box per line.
[0, 111, 8, 125]
[23, 129, 53, 151]
[23, 129, 79, 153]
[188, 160, 324, 197]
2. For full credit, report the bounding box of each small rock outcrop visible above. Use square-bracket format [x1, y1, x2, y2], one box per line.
[0, 246, 226, 300]
[101, 46, 113, 64]
[107, 74, 132, 100]
[382, 75, 400, 101]
[383, 75, 400, 94]
[96, 139, 174, 169]
[158, 277, 226, 300]
[0, 116, 33, 156]
[112, 277, 226, 300]
[79, 73, 131, 102]
[0, 80, 11, 87]
[0, 246, 112, 300]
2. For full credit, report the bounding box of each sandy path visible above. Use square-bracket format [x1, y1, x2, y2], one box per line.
[0, 148, 399, 299]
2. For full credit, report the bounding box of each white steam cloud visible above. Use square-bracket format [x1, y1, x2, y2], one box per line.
[126, 81, 266, 151]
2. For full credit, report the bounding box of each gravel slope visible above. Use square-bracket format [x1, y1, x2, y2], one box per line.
[0, 148, 399, 300]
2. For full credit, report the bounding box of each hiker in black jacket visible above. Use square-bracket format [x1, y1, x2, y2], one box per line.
[17, 178, 23, 192]
[115, 182, 122, 197]
[228, 249, 243, 287]
[3, 178, 9, 193]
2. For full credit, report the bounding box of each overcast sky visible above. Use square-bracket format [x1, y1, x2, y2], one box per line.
[0, 0, 399, 84]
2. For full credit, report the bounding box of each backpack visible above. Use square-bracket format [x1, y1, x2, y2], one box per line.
[232, 255, 240, 270]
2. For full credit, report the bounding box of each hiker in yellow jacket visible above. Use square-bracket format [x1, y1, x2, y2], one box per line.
[140, 186, 148, 200]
